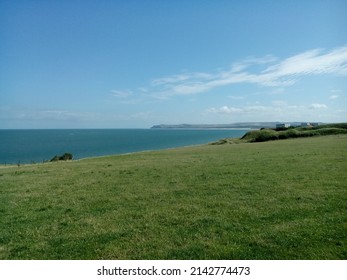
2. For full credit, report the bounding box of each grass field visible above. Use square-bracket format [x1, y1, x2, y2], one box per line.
[1, 135, 346, 259]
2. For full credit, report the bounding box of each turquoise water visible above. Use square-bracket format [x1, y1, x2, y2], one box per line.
[0, 129, 248, 164]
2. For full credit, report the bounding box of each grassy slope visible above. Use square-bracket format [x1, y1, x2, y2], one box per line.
[0, 135, 346, 260]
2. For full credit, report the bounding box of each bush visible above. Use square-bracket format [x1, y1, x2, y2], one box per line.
[314, 128, 347, 135]
[241, 129, 278, 142]
[241, 130, 263, 141]
[50, 153, 73, 162]
[60, 153, 73, 160]
[254, 129, 278, 142]
[278, 129, 300, 139]
[239, 123, 347, 143]
[50, 156, 60, 162]
[313, 123, 347, 130]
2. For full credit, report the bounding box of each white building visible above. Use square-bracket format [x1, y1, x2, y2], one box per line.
[301, 122, 311, 127]
[276, 123, 291, 129]
[301, 122, 319, 127]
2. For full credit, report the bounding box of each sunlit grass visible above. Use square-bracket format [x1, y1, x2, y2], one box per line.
[0, 135, 346, 259]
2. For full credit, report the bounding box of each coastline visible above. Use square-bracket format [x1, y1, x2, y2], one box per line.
[0, 129, 249, 165]
[0, 140, 217, 168]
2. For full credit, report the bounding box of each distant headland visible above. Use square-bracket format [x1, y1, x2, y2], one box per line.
[150, 122, 323, 130]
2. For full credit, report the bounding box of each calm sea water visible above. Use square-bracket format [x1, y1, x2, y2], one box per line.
[0, 129, 248, 164]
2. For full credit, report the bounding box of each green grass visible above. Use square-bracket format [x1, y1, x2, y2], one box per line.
[1, 135, 346, 259]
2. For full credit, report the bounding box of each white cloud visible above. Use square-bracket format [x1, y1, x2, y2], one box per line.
[262, 46, 347, 78]
[146, 45, 347, 98]
[152, 74, 192, 86]
[329, 95, 339, 99]
[309, 103, 328, 109]
[207, 106, 243, 114]
[230, 55, 278, 73]
[207, 105, 270, 115]
[110, 90, 133, 98]
[206, 102, 333, 121]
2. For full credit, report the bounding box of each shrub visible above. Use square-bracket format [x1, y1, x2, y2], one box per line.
[314, 123, 347, 130]
[278, 129, 300, 139]
[239, 123, 347, 143]
[314, 128, 347, 135]
[60, 153, 73, 160]
[254, 129, 278, 142]
[50, 156, 60, 162]
[241, 129, 278, 142]
[50, 153, 73, 162]
[241, 130, 262, 141]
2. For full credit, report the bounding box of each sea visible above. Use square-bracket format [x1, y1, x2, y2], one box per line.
[0, 129, 249, 164]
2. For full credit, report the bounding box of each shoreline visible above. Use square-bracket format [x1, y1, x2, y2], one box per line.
[0, 142, 211, 168]
[4, 124, 344, 166]
[0, 129, 250, 166]
[2, 132, 346, 167]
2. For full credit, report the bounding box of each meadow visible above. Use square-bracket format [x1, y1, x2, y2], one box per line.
[0, 135, 346, 259]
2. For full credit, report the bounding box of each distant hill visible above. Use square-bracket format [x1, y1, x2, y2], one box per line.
[151, 122, 314, 129]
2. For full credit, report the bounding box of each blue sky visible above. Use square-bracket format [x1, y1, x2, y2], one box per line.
[1, 0, 346, 128]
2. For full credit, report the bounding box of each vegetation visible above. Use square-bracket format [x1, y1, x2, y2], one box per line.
[50, 153, 73, 162]
[240, 123, 347, 143]
[0, 135, 346, 259]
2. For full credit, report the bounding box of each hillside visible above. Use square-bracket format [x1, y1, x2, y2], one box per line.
[1, 135, 346, 259]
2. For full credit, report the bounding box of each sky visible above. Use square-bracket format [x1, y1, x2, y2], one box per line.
[1, 0, 347, 128]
